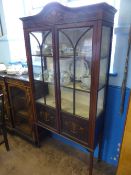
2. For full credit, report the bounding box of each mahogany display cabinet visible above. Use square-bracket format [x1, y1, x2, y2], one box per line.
[21, 2, 116, 174]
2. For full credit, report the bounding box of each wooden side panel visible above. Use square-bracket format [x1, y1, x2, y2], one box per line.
[117, 94, 131, 175]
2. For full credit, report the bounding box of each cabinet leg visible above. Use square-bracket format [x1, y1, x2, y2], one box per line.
[2, 126, 10, 151]
[89, 152, 94, 175]
[34, 125, 40, 147]
[98, 135, 103, 162]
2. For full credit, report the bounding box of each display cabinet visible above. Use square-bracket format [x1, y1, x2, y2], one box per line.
[6, 78, 36, 142]
[0, 77, 13, 130]
[21, 2, 116, 174]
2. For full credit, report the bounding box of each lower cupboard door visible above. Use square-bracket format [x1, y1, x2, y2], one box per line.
[61, 112, 88, 146]
[36, 104, 57, 131]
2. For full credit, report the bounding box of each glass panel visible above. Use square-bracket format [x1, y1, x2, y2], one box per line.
[101, 27, 111, 59]
[99, 26, 111, 87]
[75, 90, 90, 119]
[30, 31, 56, 108]
[61, 87, 73, 114]
[97, 88, 105, 116]
[59, 27, 93, 119]
[99, 58, 108, 86]
[9, 87, 32, 136]
[97, 26, 111, 117]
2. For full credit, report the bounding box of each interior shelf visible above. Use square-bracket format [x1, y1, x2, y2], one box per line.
[34, 81, 105, 93]
[32, 54, 108, 59]
[61, 82, 90, 92]
[36, 96, 90, 119]
[36, 96, 56, 108]
[17, 110, 29, 118]
[32, 54, 74, 59]
[36, 95, 102, 119]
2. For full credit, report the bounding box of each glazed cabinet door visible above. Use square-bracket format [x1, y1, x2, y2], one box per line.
[29, 30, 57, 131]
[57, 26, 94, 145]
[7, 81, 34, 140]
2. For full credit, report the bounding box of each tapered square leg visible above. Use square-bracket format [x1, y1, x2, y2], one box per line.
[98, 134, 103, 162]
[89, 152, 94, 175]
[2, 126, 10, 151]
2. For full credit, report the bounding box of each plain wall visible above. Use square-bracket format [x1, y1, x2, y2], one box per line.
[0, 0, 11, 64]
[109, 0, 131, 88]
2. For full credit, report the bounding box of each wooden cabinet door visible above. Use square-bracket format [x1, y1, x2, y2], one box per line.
[117, 93, 131, 174]
[7, 79, 35, 140]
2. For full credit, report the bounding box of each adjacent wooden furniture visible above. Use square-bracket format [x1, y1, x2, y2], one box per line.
[0, 76, 12, 130]
[5, 77, 36, 143]
[117, 93, 131, 175]
[21, 2, 116, 174]
[0, 93, 10, 151]
[0, 74, 36, 143]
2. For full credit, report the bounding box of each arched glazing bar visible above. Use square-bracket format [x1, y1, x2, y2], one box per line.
[30, 31, 51, 72]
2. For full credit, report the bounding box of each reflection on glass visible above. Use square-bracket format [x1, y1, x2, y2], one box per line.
[30, 31, 56, 108]
[59, 27, 93, 119]
[97, 88, 105, 116]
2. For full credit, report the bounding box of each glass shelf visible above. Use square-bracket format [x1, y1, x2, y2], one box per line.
[31, 54, 94, 59]
[35, 94, 90, 119]
[61, 82, 106, 92]
[31, 54, 74, 59]
[36, 96, 56, 108]
[31, 54, 53, 57]
[17, 110, 29, 118]
[61, 82, 90, 92]
[33, 80, 105, 93]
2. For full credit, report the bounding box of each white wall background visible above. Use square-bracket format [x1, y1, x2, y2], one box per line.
[0, 0, 11, 64]
[109, 0, 131, 88]
[1, 0, 26, 63]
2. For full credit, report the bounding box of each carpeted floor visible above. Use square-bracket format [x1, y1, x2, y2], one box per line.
[0, 134, 116, 175]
